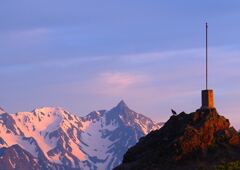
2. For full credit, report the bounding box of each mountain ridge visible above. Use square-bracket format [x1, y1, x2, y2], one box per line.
[0, 101, 162, 170]
[0, 107, 5, 114]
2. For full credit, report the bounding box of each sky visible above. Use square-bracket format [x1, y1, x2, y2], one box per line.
[1, 1, 240, 129]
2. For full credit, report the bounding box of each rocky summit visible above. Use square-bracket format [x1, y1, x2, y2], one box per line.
[115, 108, 240, 170]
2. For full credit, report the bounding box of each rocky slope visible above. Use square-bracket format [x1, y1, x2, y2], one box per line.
[115, 108, 240, 170]
[0, 144, 65, 170]
[0, 101, 161, 170]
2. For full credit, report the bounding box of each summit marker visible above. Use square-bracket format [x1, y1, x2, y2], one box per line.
[201, 22, 214, 108]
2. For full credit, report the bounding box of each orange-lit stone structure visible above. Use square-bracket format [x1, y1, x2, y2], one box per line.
[201, 89, 214, 108]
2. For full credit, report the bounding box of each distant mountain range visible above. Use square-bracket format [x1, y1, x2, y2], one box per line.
[0, 100, 163, 170]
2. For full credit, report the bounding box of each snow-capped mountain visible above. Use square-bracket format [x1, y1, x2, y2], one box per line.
[0, 101, 162, 170]
[0, 107, 5, 114]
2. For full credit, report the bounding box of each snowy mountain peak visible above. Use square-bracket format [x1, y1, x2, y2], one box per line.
[0, 107, 5, 114]
[30, 106, 77, 121]
[109, 100, 137, 119]
[33, 106, 66, 115]
[108, 100, 132, 118]
[85, 110, 106, 121]
[116, 100, 128, 109]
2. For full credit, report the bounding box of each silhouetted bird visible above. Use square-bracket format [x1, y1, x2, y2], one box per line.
[171, 109, 177, 116]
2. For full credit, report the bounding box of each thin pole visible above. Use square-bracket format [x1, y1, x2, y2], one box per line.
[206, 22, 208, 90]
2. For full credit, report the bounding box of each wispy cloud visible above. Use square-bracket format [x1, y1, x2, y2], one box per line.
[3, 27, 51, 46]
[11, 28, 50, 38]
[99, 72, 147, 88]
[85, 72, 150, 96]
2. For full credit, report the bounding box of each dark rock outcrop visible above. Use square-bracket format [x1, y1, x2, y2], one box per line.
[0, 144, 41, 170]
[0, 144, 64, 170]
[115, 108, 240, 170]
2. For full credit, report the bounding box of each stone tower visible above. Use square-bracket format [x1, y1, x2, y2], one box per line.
[202, 89, 214, 108]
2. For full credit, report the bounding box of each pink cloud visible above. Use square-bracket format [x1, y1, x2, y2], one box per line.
[92, 72, 149, 96]
[99, 72, 146, 88]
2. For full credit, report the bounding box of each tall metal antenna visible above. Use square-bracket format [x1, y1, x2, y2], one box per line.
[206, 22, 208, 90]
[201, 23, 214, 109]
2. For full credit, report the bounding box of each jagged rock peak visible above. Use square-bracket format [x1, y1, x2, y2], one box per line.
[116, 100, 128, 109]
[108, 100, 136, 119]
[85, 110, 106, 120]
[0, 107, 5, 114]
[106, 100, 132, 118]
[30, 106, 75, 118]
[116, 108, 240, 170]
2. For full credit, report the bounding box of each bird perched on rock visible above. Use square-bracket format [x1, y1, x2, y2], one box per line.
[171, 109, 177, 116]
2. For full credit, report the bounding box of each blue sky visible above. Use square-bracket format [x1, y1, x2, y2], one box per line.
[1, 1, 240, 128]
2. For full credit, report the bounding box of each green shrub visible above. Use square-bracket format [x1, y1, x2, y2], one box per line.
[212, 161, 240, 170]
